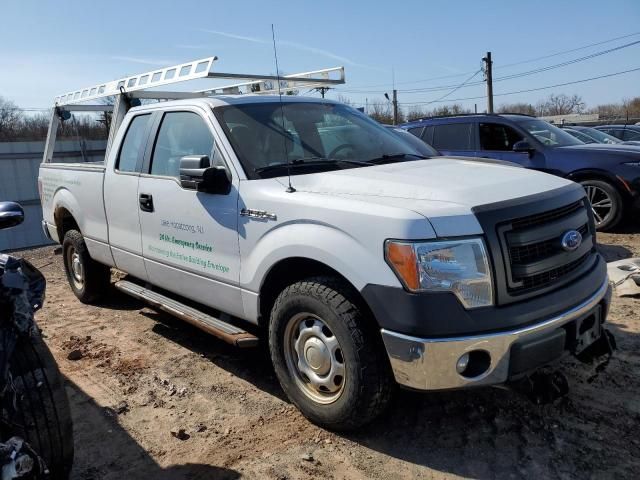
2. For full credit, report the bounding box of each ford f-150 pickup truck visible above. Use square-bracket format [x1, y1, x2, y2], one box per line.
[39, 60, 613, 430]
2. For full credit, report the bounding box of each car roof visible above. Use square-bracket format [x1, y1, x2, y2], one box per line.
[400, 113, 535, 128]
[595, 124, 640, 130]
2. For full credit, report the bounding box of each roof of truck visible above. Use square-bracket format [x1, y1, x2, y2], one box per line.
[129, 95, 340, 113]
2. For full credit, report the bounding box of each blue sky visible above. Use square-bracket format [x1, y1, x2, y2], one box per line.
[2, 0, 639, 113]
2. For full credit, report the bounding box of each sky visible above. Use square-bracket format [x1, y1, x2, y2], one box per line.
[1, 0, 639, 114]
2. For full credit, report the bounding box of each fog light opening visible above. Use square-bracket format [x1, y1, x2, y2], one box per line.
[457, 350, 491, 378]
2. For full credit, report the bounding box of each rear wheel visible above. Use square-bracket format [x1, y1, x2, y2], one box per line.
[580, 179, 623, 231]
[62, 230, 110, 303]
[269, 277, 393, 430]
[7, 333, 74, 479]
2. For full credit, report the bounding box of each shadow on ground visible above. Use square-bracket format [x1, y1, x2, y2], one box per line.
[66, 376, 240, 480]
[139, 302, 640, 479]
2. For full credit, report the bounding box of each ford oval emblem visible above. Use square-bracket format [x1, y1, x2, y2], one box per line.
[561, 230, 582, 252]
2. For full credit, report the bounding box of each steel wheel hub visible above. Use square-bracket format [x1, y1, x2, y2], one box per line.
[284, 313, 346, 404]
[68, 248, 84, 289]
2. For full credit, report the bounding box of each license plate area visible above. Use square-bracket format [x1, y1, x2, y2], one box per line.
[566, 306, 602, 355]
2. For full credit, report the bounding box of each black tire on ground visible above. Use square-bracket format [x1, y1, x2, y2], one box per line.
[580, 179, 624, 231]
[9, 332, 74, 479]
[268, 276, 394, 430]
[62, 229, 110, 303]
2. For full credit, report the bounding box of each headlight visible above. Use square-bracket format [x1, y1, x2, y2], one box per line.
[385, 238, 493, 308]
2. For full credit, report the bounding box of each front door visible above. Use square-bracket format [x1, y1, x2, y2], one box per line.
[478, 122, 541, 168]
[137, 108, 243, 318]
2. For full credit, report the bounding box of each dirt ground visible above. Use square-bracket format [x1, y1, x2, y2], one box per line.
[15, 226, 640, 480]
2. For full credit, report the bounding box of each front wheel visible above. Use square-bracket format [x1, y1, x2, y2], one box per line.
[580, 179, 623, 231]
[268, 277, 393, 430]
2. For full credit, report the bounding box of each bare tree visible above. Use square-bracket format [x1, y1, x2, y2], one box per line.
[336, 95, 353, 106]
[405, 106, 425, 122]
[539, 93, 584, 116]
[497, 102, 536, 115]
[0, 96, 23, 139]
[368, 102, 393, 124]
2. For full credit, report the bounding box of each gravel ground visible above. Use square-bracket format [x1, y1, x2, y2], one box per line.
[13, 227, 640, 480]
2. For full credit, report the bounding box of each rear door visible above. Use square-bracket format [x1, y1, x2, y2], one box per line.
[137, 107, 243, 317]
[104, 112, 152, 281]
[427, 122, 477, 157]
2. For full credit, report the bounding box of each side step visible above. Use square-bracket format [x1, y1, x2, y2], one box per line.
[114, 280, 258, 348]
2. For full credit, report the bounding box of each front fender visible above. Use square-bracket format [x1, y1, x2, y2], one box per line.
[240, 222, 402, 293]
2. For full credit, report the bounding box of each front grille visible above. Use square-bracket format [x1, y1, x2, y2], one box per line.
[509, 224, 588, 265]
[510, 200, 583, 230]
[519, 252, 591, 291]
[499, 199, 594, 295]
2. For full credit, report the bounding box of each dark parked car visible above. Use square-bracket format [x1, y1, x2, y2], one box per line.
[594, 124, 640, 142]
[401, 114, 640, 230]
[564, 125, 640, 146]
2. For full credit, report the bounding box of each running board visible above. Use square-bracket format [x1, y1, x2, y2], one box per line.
[114, 280, 258, 348]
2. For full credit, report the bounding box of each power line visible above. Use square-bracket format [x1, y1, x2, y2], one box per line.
[396, 66, 640, 106]
[338, 39, 640, 95]
[337, 30, 640, 91]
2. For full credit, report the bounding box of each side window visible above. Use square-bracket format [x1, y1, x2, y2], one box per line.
[408, 127, 424, 138]
[622, 130, 640, 141]
[421, 126, 434, 145]
[479, 123, 523, 151]
[117, 114, 151, 172]
[431, 123, 473, 150]
[150, 111, 215, 178]
[608, 129, 624, 140]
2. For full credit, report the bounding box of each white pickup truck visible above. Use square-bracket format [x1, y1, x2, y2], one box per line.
[39, 62, 613, 430]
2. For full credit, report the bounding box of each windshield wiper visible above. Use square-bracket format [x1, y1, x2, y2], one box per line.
[367, 153, 428, 164]
[254, 157, 371, 174]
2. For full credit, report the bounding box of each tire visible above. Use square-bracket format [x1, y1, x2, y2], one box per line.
[580, 179, 623, 231]
[62, 229, 110, 303]
[8, 332, 74, 479]
[268, 276, 393, 430]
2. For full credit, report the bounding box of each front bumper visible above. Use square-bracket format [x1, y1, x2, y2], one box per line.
[381, 277, 611, 391]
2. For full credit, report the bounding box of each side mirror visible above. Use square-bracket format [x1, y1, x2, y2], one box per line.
[0, 201, 25, 230]
[179, 155, 231, 195]
[513, 140, 534, 154]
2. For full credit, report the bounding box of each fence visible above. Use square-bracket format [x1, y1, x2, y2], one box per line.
[0, 139, 106, 251]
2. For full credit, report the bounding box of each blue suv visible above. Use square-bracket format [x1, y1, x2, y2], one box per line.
[401, 114, 640, 230]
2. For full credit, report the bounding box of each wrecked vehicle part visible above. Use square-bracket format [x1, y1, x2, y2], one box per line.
[0, 252, 74, 479]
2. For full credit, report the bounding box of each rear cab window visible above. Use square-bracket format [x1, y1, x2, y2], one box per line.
[117, 114, 151, 172]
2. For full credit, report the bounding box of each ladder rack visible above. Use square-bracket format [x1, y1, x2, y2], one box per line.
[44, 56, 345, 164]
[53, 56, 345, 107]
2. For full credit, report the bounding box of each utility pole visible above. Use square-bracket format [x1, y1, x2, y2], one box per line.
[392, 89, 398, 125]
[317, 87, 329, 98]
[483, 52, 494, 113]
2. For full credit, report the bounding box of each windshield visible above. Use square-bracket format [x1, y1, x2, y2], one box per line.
[579, 127, 622, 144]
[386, 127, 440, 156]
[515, 119, 584, 147]
[215, 101, 425, 178]
[566, 129, 597, 143]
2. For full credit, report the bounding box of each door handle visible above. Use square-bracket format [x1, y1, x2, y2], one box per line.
[139, 193, 154, 212]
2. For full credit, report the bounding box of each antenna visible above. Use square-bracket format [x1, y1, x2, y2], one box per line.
[271, 24, 295, 193]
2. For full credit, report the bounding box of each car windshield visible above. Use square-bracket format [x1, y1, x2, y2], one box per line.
[578, 127, 621, 144]
[515, 119, 584, 147]
[566, 129, 597, 143]
[386, 127, 440, 156]
[214, 101, 425, 178]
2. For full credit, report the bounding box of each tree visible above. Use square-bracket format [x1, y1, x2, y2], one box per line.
[497, 102, 536, 115]
[538, 93, 584, 116]
[368, 101, 393, 124]
[0, 96, 23, 139]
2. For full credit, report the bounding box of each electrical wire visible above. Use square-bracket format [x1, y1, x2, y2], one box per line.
[337, 31, 640, 92]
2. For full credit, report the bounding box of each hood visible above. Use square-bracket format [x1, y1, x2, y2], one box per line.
[280, 158, 573, 219]
[558, 143, 640, 155]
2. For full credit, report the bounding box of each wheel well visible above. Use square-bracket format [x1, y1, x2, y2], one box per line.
[567, 171, 629, 198]
[54, 207, 79, 241]
[258, 257, 369, 328]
